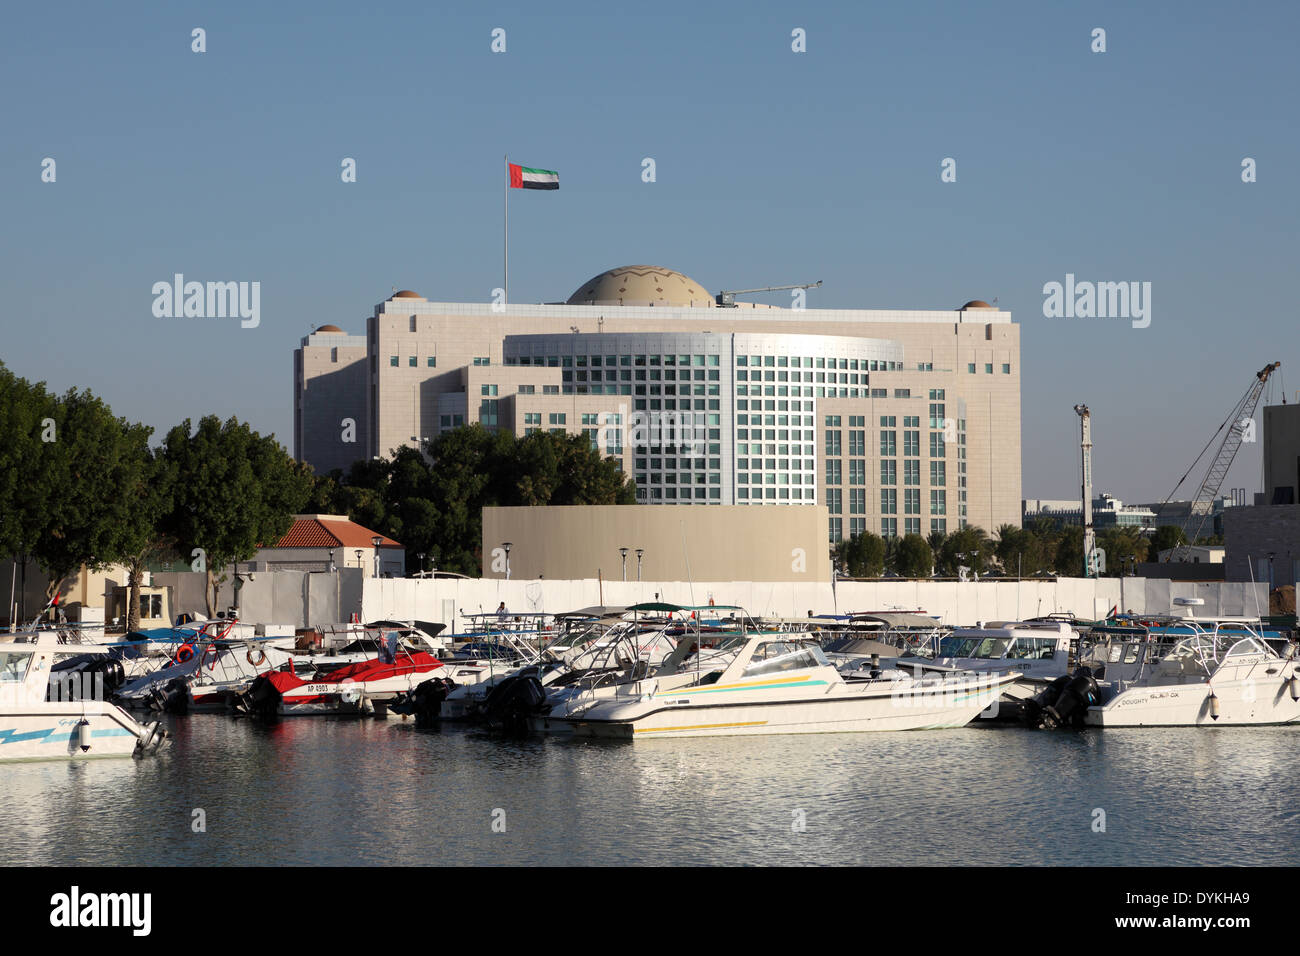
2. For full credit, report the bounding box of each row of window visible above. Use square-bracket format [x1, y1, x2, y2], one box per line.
[829, 517, 948, 542]
[968, 363, 1012, 374]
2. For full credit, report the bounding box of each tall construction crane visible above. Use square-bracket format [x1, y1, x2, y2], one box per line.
[1074, 404, 1098, 577]
[1159, 361, 1281, 547]
[715, 280, 822, 307]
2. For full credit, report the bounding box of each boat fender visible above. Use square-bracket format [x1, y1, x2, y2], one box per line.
[1208, 691, 1220, 721]
[77, 719, 92, 752]
[1289, 674, 1299, 702]
[247, 647, 267, 667]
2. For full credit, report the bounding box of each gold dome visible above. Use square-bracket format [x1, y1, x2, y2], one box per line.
[567, 266, 713, 307]
[959, 300, 995, 310]
[391, 290, 422, 299]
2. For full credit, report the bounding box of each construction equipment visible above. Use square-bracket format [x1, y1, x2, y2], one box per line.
[715, 280, 822, 308]
[1074, 404, 1099, 577]
[1159, 361, 1281, 548]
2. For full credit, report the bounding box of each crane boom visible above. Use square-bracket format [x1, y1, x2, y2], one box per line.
[1180, 361, 1280, 543]
[715, 280, 821, 307]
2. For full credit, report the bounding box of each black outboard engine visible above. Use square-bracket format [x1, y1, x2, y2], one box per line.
[236, 674, 284, 722]
[1025, 667, 1099, 729]
[85, 658, 127, 697]
[157, 677, 191, 715]
[395, 677, 457, 728]
[483, 674, 549, 734]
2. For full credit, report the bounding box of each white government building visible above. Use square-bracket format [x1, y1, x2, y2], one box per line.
[294, 265, 1022, 542]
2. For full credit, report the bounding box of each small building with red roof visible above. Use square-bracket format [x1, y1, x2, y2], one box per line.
[253, 515, 405, 577]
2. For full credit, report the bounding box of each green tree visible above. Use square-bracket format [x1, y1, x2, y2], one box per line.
[119, 448, 177, 632]
[893, 533, 934, 577]
[1148, 525, 1187, 560]
[1052, 525, 1085, 576]
[162, 416, 312, 615]
[1096, 526, 1149, 576]
[995, 524, 1049, 578]
[835, 531, 886, 577]
[937, 526, 993, 576]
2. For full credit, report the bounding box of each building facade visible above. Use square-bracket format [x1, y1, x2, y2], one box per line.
[295, 265, 1023, 542]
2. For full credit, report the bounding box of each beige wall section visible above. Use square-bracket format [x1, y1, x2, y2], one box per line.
[482, 505, 830, 582]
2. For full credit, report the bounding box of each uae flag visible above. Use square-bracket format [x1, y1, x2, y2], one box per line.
[508, 163, 559, 190]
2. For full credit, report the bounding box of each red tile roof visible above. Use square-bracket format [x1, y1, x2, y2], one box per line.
[273, 516, 402, 549]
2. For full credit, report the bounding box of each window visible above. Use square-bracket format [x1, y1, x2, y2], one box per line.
[931, 518, 947, 534]
[849, 460, 865, 485]
[1002, 363, 1011, 374]
[427, 356, 437, 367]
[389, 355, 399, 367]
[518, 384, 535, 394]
[473, 357, 491, 366]
[929, 433, 945, 458]
[930, 461, 946, 485]
[904, 489, 920, 514]
[894, 389, 911, 398]
[849, 430, 865, 456]
[829, 518, 842, 543]
[930, 490, 947, 515]
[904, 459, 920, 485]
[549, 413, 566, 425]
[881, 518, 897, 539]
[481, 384, 498, 396]
[880, 460, 896, 485]
[543, 385, 559, 395]
[880, 430, 896, 456]
[905, 518, 921, 535]
[826, 430, 842, 456]
[850, 518, 866, 538]
[968, 363, 976, 374]
[881, 489, 897, 514]
[826, 460, 842, 485]
[850, 488, 865, 514]
[985, 363, 993, 374]
[827, 489, 842, 514]
[478, 399, 498, 427]
[904, 431, 920, 456]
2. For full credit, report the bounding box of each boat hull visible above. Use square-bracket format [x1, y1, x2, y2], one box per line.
[550, 674, 1017, 739]
[0, 705, 166, 761]
[1086, 678, 1300, 727]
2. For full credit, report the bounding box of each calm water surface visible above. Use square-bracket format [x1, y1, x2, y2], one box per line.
[3, 716, 1297, 866]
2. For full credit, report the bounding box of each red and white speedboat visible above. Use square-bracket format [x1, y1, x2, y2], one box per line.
[235, 650, 445, 718]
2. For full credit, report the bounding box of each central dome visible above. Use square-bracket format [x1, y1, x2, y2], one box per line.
[567, 265, 713, 307]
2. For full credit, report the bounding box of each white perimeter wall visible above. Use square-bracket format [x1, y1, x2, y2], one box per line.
[361, 576, 1269, 632]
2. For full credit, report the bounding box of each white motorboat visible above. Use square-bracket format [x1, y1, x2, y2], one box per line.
[872, 621, 1077, 710]
[0, 632, 167, 761]
[1081, 623, 1300, 727]
[529, 633, 1019, 739]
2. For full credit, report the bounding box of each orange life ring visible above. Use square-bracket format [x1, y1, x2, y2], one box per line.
[247, 647, 267, 667]
[175, 643, 195, 664]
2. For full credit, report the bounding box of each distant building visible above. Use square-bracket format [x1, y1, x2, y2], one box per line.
[1022, 494, 1156, 531]
[1262, 403, 1300, 505]
[253, 515, 404, 577]
[1223, 504, 1299, 588]
[294, 266, 1024, 542]
[1157, 545, 1225, 564]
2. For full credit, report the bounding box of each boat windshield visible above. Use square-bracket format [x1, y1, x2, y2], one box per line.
[0, 651, 34, 683]
[742, 642, 829, 678]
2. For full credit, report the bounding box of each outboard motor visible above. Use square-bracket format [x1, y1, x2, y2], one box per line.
[158, 677, 191, 715]
[236, 674, 285, 722]
[83, 658, 127, 697]
[1027, 667, 1099, 729]
[396, 677, 457, 728]
[483, 674, 549, 734]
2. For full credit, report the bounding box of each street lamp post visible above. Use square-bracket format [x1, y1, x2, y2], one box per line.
[329, 548, 337, 572]
[418, 553, 425, 578]
[502, 542, 512, 580]
[635, 548, 644, 582]
[372, 535, 382, 578]
[619, 547, 629, 582]
[354, 549, 362, 572]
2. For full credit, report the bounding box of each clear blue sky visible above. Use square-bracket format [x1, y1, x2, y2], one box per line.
[3, 0, 1296, 504]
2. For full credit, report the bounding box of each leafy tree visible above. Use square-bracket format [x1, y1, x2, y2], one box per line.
[1148, 525, 1187, 558]
[1052, 525, 1085, 576]
[995, 524, 1050, 578]
[162, 416, 312, 615]
[834, 531, 886, 578]
[118, 448, 177, 632]
[893, 533, 934, 577]
[937, 526, 993, 576]
[1096, 526, 1149, 576]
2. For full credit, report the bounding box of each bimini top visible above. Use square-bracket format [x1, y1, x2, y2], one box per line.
[567, 266, 714, 307]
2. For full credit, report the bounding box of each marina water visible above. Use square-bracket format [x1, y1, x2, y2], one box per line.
[3, 718, 1296, 866]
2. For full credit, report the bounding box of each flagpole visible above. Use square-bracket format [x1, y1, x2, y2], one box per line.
[504, 154, 509, 304]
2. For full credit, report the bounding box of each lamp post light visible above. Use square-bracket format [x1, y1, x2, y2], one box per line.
[372, 535, 383, 578]
[329, 548, 337, 572]
[418, 553, 425, 578]
[354, 549, 362, 571]
[619, 547, 629, 582]
[635, 548, 644, 582]
[502, 542, 512, 580]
